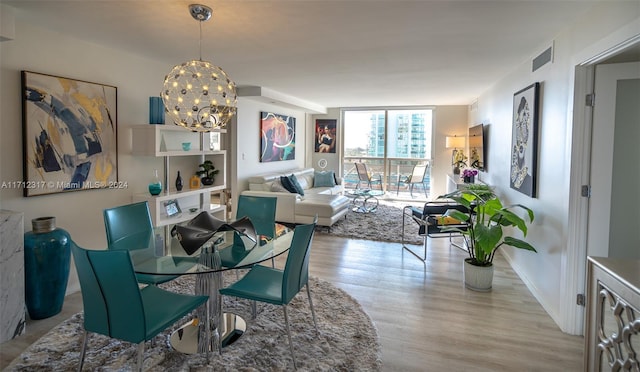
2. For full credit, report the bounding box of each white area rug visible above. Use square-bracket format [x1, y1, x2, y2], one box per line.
[7, 275, 382, 371]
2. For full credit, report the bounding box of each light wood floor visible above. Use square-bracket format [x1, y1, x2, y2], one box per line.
[0, 234, 584, 371]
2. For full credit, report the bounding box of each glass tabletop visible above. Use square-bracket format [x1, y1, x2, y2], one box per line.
[347, 189, 385, 197]
[123, 224, 293, 276]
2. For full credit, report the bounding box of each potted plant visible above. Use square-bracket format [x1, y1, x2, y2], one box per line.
[452, 150, 468, 175]
[196, 160, 219, 186]
[462, 168, 478, 183]
[440, 184, 537, 291]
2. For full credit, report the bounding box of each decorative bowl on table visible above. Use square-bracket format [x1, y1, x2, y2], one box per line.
[181, 142, 191, 151]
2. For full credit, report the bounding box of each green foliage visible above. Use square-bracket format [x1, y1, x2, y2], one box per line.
[196, 160, 219, 180]
[440, 184, 537, 266]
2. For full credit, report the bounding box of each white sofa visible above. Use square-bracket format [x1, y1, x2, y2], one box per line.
[241, 168, 350, 227]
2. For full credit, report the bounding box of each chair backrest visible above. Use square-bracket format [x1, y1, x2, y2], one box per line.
[281, 221, 316, 304]
[103, 201, 154, 251]
[235, 195, 277, 239]
[71, 242, 147, 343]
[422, 200, 470, 216]
[355, 162, 370, 181]
[409, 164, 428, 184]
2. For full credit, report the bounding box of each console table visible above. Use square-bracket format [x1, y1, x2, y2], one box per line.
[584, 256, 640, 371]
[446, 174, 483, 193]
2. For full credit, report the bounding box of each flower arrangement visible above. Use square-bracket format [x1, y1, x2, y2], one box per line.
[462, 168, 478, 178]
[452, 150, 468, 168]
[470, 147, 481, 168]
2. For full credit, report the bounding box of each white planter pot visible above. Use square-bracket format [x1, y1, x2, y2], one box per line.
[463, 259, 494, 292]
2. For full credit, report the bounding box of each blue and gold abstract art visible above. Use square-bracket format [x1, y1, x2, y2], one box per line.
[21, 71, 118, 196]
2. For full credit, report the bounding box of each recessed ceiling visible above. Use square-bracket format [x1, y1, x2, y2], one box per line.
[3, 1, 599, 108]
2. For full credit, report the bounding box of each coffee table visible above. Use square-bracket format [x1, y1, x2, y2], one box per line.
[347, 189, 385, 213]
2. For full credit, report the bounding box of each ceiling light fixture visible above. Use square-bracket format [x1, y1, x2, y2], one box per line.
[161, 4, 237, 132]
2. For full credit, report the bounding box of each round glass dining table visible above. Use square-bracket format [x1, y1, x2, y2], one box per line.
[126, 224, 294, 354]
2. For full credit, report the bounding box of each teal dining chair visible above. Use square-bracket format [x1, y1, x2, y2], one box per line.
[218, 195, 277, 268]
[219, 220, 318, 370]
[70, 241, 209, 372]
[103, 201, 178, 285]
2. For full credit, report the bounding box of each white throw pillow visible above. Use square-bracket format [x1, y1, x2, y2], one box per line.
[297, 176, 310, 190]
[271, 179, 289, 192]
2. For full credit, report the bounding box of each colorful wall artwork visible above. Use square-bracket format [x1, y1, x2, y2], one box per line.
[260, 111, 295, 162]
[21, 71, 118, 196]
[315, 119, 337, 153]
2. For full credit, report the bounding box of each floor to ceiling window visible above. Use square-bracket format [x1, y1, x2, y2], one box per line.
[342, 108, 433, 198]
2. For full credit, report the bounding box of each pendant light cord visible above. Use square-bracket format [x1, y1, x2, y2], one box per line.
[198, 20, 203, 62]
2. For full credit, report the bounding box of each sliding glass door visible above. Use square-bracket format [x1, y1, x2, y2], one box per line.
[342, 108, 433, 197]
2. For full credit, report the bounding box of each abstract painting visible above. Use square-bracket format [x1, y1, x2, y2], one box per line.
[260, 111, 295, 162]
[21, 71, 118, 196]
[315, 119, 337, 153]
[510, 82, 539, 198]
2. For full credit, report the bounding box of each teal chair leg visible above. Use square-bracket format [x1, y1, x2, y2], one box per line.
[283, 305, 297, 370]
[306, 285, 318, 333]
[78, 330, 89, 372]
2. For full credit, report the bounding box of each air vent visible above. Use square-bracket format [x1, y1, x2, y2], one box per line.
[532, 45, 554, 72]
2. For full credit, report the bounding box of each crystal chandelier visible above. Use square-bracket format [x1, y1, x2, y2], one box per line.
[161, 4, 237, 132]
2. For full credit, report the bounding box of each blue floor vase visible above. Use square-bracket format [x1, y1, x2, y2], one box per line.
[24, 217, 71, 320]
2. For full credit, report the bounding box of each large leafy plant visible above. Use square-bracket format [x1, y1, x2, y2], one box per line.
[441, 185, 537, 266]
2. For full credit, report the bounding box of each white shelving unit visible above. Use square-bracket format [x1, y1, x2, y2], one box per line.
[130, 125, 227, 227]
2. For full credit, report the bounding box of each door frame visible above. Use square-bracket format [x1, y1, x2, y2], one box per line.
[562, 27, 640, 335]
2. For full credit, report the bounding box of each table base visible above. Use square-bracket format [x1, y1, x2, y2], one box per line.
[170, 313, 247, 354]
[351, 194, 380, 213]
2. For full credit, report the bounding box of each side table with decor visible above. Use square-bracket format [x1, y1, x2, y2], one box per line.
[23, 216, 71, 319]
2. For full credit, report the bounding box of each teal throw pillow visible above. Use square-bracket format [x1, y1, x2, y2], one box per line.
[288, 174, 305, 196]
[280, 176, 297, 194]
[314, 171, 336, 187]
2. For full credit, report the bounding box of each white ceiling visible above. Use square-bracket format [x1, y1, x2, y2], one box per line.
[3, 0, 602, 108]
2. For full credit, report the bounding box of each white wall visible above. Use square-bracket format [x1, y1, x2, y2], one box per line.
[432, 106, 468, 198]
[469, 2, 640, 331]
[0, 11, 317, 294]
[310, 108, 341, 173]
[609, 78, 640, 259]
[231, 98, 308, 208]
[0, 13, 192, 294]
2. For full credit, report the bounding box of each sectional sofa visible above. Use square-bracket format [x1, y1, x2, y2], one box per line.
[241, 168, 350, 227]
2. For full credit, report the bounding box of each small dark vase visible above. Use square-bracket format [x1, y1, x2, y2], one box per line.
[23, 217, 71, 320]
[463, 175, 475, 183]
[175, 171, 183, 191]
[201, 177, 214, 186]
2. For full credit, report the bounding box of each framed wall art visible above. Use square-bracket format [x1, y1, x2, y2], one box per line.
[510, 82, 539, 198]
[260, 111, 295, 162]
[21, 71, 118, 197]
[163, 199, 182, 217]
[315, 119, 337, 153]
